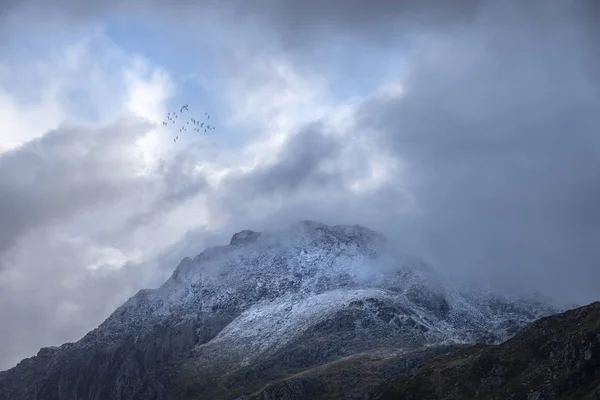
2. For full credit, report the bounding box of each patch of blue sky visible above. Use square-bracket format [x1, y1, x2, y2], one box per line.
[103, 14, 233, 144]
[0, 23, 123, 123]
[104, 15, 210, 100]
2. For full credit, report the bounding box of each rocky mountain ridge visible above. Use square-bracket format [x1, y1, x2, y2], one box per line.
[370, 301, 600, 400]
[0, 221, 562, 399]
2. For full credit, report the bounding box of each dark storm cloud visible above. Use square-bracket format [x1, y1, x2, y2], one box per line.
[207, 124, 345, 223]
[2, 0, 481, 22]
[247, 124, 342, 194]
[119, 149, 209, 233]
[3, 0, 597, 49]
[0, 118, 151, 265]
[221, 0, 482, 48]
[0, 116, 211, 266]
[0, 0, 481, 49]
[346, 0, 600, 304]
[199, 0, 600, 305]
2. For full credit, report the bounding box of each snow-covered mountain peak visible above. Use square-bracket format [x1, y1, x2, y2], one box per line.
[0, 220, 565, 400]
[91, 221, 557, 352]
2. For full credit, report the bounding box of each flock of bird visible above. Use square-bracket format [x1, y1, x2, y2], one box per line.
[162, 104, 216, 143]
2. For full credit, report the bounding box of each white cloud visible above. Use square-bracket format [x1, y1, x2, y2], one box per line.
[223, 56, 332, 167]
[12, 0, 595, 375]
[0, 16, 372, 370]
[0, 26, 190, 370]
[0, 89, 64, 152]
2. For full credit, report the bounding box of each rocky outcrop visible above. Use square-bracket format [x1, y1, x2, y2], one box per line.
[230, 230, 261, 246]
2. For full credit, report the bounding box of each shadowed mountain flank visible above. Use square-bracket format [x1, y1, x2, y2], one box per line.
[369, 302, 600, 400]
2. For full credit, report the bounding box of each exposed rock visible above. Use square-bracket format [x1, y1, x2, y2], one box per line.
[230, 230, 262, 246]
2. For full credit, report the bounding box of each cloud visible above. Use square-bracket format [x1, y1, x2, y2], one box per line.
[0, 11, 352, 369]
[243, 124, 342, 194]
[336, 1, 600, 303]
[193, 0, 600, 307]
[0, 28, 180, 262]
[0, 0, 484, 54]
[0, 118, 148, 263]
[0, 28, 216, 370]
[0, 225, 156, 370]
[2, 0, 600, 372]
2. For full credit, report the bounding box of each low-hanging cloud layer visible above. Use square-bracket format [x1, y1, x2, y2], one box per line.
[0, 0, 599, 371]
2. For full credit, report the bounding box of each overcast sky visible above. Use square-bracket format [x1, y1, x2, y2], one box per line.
[0, 0, 598, 371]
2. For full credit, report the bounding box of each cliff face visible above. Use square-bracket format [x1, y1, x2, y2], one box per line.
[0, 221, 560, 400]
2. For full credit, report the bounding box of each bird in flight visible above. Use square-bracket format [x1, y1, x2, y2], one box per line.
[165, 104, 217, 142]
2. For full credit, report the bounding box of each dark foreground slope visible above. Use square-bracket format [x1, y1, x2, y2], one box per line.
[368, 301, 600, 400]
[233, 345, 462, 400]
[0, 221, 561, 400]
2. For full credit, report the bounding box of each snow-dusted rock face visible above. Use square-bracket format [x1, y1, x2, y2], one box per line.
[0, 221, 560, 400]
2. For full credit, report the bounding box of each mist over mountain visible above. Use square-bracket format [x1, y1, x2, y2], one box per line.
[2, 0, 600, 379]
[0, 221, 571, 400]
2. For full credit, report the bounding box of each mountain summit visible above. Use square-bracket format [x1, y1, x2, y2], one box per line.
[0, 221, 560, 399]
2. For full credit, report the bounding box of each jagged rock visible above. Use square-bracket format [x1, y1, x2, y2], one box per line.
[230, 230, 262, 246]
